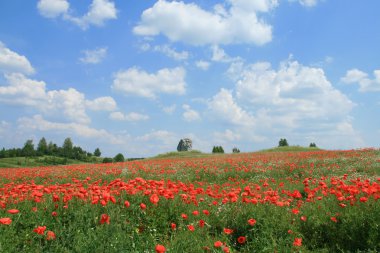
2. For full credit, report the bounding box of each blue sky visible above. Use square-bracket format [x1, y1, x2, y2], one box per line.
[0, 0, 379, 157]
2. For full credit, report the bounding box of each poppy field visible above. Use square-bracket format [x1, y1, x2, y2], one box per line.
[0, 149, 379, 252]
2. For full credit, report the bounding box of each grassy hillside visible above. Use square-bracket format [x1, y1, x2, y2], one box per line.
[152, 150, 210, 159]
[0, 156, 102, 168]
[258, 146, 322, 152]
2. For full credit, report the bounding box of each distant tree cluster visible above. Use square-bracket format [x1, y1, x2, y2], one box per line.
[309, 142, 317, 148]
[278, 138, 289, 147]
[232, 147, 240, 153]
[0, 137, 102, 162]
[212, 146, 225, 153]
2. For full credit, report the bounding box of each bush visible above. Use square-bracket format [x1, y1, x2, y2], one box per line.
[102, 157, 113, 163]
[278, 138, 289, 147]
[232, 147, 240, 153]
[212, 146, 224, 153]
[113, 153, 125, 162]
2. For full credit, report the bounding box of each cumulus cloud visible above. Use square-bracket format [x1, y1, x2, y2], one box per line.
[0, 42, 35, 75]
[153, 45, 189, 61]
[195, 60, 210, 71]
[162, 104, 176, 114]
[341, 68, 380, 92]
[213, 129, 241, 142]
[86, 96, 117, 111]
[109, 111, 149, 121]
[112, 67, 186, 99]
[133, 0, 275, 46]
[37, 0, 117, 29]
[18, 115, 123, 144]
[80, 47, 107, 64]
[208, 88, 255, 127]
[182, 104, 201, 122]
[0, 73, 118, 124]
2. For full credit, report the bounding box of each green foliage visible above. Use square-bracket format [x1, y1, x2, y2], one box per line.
[22, 140, 35, 157]
[113, 153, 125, 162]
[232, 147, 240, 153]
[94, 148, 101, 157]
[309, 142, 317, 148]
[102, 157, 113, 163]
[212, 146, 224, 153]
[62, 138, 73, 158]
[37, 137, 48, 156]
[278, 138, 289, 147]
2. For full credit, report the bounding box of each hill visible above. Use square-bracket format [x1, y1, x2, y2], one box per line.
[0, 156, 102, 168]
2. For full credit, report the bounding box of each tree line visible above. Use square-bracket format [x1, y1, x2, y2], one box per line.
[0, 137, 102, 162]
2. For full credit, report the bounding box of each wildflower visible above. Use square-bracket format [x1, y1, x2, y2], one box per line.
[150, 194, 160, 205]
[7, 209, 19, 214]
[292, 209, 300, 215]
[202, 209, 210, 215]
[171, 223, 177, 230]
[124, 200, 130, 208]
[248, 218, 256, 226]
[46, 230, 56, 240]
[223, 228, 233, 235]
[192, 210, 199, 216]
[34, 226, 46, 235]
[199, 219, 205, 228]
[214, 241, 223, 248]
[0, 217, 12, 225]
[187, 224, 195, 231]
[100, 214, 110, 224]
[293, 238, 302, 247]
[140, 203, 146, 210]
[237, 236, 246, 244]
[300, 216, 307, 222]
[181, 213, 188, 220]
[331, 217, 338, 223]
[223, 246, 230, 253]
[155, 244, 166, 253]
[52, 211, 58, 217]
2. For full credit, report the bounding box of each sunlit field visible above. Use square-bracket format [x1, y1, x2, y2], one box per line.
[1, 149, 379, 252]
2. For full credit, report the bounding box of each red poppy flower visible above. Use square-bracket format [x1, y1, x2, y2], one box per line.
[192, 210, 199, 216]
[237, 236, 246, 244]
[187, 224, 195, 231]
[199, 219, 205, 228]
[140, 203, 146, 210]
[223, 246, 230, 253]
[46, 230, 56, 240]
[248, 218, 256, 226]
[0, 217, 12, 225]
[202, 210, 210, 215]
[52, 211, 58, 217]
[171, 223, 177, 230]
[155, 244, 166, 253]
[292, 209, 300, 215]
[7, 209, 19, 214]
[34, 226, 46, 235]
[181, 213, 188, 220]
[150, 194, 159, 205]
[100, 214, 110, 224]
[293, 238, 302, 247]
[300, 216, 307, 222]
[124, 200, 130, 208]
[223, 228, 233, 235]
[214, 241, 223, 248]
[331, 217, 338, 223]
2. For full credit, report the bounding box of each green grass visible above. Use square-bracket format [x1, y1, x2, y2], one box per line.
[152, 150, 210, 159]
[258, 145, 322, 152]
[0, 156, 101, 168]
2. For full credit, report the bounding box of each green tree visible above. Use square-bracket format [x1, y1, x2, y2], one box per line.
[232, 147, 240, 153]
[47, 141, 58, 156]
[278, 138, 289, 147]
[22, 140, 35, 157]
[94, 148, 101, 157]
[309, 142, 317, 148]
[113, 153, 125, 162]
[0, 148, 6, 158]
[37, 137, 48, 156]
[62, 138, 73, 158]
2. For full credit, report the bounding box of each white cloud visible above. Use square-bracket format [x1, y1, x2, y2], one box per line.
[18, 115, 123, 144]
[133, 0, 275, 46]
[37, 0, 69, 18]
[137, 130, 178, 147]
[153, 45, 189, 61]
[162, 104, 176, 114]
[80, 47, 107, 64]
[0, 73, 116, 124]
[195, 60, 210, 71]
[236, 60, 354, 119]
[86, 96, 117, 111]
[37, 0, 117, 29]
[289, 0, 321, 7]
[112, 67, 186, 99]
[208, 88, 255, 127]
[213, 129, 241, 142]
[341, 68, 380, 92]
[0, 42, 35, 75]
[109, 111, 149, 122]
[182, 104, 201, 122]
